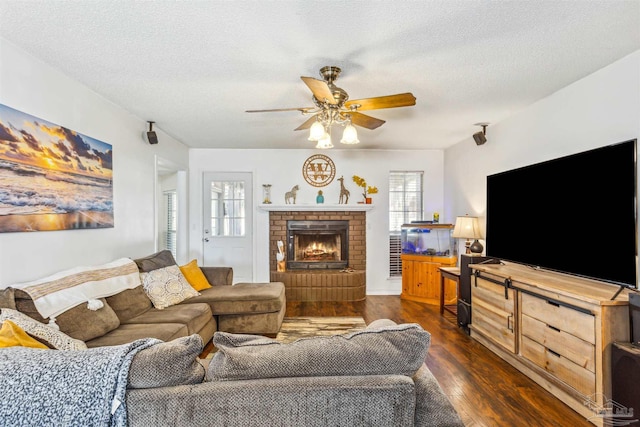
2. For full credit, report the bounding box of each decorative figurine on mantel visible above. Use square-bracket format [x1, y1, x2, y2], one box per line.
[276, 241, 286, 272]
[338, 176, 350, 204]
[352, 175, 378, 204]
[285, 185, 299, 204]
[316, 190, 324, 204]
[262, 184, 272, 204]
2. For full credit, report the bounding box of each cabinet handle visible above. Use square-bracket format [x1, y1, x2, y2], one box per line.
[546, 300, 560, 308]
[547, 324, 560, 332]
[507, 314, 514, 332]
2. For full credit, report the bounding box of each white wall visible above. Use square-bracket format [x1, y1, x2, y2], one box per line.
[0, 38, 189, 285]
[189, 149, 443, 294]
[444, 50, 640, 257]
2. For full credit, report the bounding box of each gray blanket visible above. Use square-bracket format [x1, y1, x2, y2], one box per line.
[0, 338, 160, 426]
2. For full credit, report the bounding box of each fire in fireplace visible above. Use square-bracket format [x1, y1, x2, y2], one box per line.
[287, 220, 349, 270]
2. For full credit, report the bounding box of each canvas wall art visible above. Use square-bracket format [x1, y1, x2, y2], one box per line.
[0, 103, 113, 232]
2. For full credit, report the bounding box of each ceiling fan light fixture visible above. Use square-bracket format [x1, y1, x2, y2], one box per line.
[308, 121, 325, 141]
[340, 123, 359, 144]
[316, 133, 333, 149]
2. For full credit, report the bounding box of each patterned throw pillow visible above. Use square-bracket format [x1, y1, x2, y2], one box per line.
[140, 265, 200, 310]
[0, 309, 87, 351]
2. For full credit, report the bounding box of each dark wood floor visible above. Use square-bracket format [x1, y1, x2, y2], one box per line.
[286, 296, 593, 427]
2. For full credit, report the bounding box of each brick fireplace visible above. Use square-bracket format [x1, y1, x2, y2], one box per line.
[269, 210, 366, 301]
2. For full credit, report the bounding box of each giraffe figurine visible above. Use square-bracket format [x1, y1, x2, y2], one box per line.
[338, 176, 350, 204]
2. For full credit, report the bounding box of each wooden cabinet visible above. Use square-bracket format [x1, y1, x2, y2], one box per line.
[470, 263, 630, 426]
[401, 254, 456, 305]
[520, 292, 596, 397]
[471, 271, 516, 353]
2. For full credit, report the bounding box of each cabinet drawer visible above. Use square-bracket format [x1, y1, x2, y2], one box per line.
[521, 335, 595, 397]
[521, 313, 595, 373]
[473, 276, 515, 313]
[521, 292, 595, 344]
[473, 299, 516, 353]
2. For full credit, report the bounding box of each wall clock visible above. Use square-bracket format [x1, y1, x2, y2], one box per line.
[302, 154, 336, 187]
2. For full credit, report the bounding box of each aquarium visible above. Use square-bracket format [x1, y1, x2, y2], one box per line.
[400, 223, 454, 257]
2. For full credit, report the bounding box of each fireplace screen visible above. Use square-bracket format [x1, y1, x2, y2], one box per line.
[287, 220, 348, 270]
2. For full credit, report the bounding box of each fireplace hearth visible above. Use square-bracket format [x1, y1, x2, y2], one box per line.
[287, 220, 348, 270]
[269, 210, 366, 301]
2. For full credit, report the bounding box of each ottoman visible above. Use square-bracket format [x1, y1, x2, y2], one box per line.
[185, 282, 286, 336]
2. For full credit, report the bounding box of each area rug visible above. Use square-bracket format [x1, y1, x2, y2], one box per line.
[204, 317, 366, 359]
[274, 316, 367, 343]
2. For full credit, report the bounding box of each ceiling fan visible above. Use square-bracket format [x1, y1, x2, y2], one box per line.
[246, 66, 416, 147]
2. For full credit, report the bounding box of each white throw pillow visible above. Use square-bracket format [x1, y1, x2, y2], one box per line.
[140, 265, 200, 309]
[0, 308, 87, 351]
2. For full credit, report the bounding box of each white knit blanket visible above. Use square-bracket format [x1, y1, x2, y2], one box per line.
[0, 338, 160, 426]
[11, 258, 141, 319]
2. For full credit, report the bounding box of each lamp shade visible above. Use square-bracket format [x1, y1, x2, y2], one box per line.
[340, 124, 360, 144]
[452, 216, 482, 239]
[315, 133, 333, 149]
[308, 121, 326, 141]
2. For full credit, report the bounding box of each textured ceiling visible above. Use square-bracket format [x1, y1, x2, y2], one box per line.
[0, 1, 638, 150]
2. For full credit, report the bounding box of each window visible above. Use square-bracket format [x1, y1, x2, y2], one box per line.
[388, 172, 424, 276]
[210, 180, 246, 236]
[164, 191, 177, 258]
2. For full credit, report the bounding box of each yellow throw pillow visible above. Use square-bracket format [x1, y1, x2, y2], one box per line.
[179, 259, 212, 291]
[0, 320, 49, 349]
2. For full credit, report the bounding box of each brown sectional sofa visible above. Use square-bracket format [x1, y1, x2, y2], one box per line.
[7, 251, 286, 348]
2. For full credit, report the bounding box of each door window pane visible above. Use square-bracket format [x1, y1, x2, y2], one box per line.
[211, 181, 245, 236]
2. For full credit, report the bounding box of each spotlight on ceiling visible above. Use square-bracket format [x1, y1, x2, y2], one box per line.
[473, 122, 489, 146]
[144, 121, 158, 145]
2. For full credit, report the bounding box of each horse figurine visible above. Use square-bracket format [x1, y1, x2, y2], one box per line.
[338, 176, 350, 204]
[285, 185, 299, 204]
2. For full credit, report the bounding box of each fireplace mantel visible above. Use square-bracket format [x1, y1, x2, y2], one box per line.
[259, 204, 374, 212]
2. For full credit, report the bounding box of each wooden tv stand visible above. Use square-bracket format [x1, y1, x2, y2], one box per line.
[469, 262, 630, 426]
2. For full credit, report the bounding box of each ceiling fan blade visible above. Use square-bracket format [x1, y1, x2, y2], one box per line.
[344, 93, 416, 111]
[348, 112, 386, 130]
[294, 115, 319, 131]
[246, 107, 312, 113]
[301, 76, 337, 104]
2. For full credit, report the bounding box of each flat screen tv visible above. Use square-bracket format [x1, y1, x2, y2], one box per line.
[486, 139, 637, 289]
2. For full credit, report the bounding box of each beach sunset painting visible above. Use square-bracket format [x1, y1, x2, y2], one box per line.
[0, 103, 113, 232]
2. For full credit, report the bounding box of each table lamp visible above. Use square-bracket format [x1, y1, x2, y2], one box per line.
[452, 215, 483, 254]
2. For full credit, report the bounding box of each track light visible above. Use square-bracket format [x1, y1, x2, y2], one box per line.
[473, 122, 489, 145]
[144, 121, 158, 145]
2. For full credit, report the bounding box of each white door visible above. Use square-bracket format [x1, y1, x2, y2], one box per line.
[202, 172, 253, 283]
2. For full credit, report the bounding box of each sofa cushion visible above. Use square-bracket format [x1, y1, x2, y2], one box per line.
[85, 323, 188, 348]
[123, 303, 212, 336]
[140, 265, 200, 309]
[179, 260, 212, 291]
[127, 335, 205, 389]
[14, 291, 120, 342]
[0, 320, 49, 349]
[0, 288, 16, 310]
[106, 286, 152, 322]
[0, 308, 87, 350]
[208, 321, 431, 381]
[187, 282, 284, 315]
[134, 250, 177, 273]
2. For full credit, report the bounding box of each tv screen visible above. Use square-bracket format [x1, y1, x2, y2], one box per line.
[486, 139, 637, 288]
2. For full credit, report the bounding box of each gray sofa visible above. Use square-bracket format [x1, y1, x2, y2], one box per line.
[126, 320, 464, 426]
[5, 250, 286, 348]
[1, 296, 462, 426]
